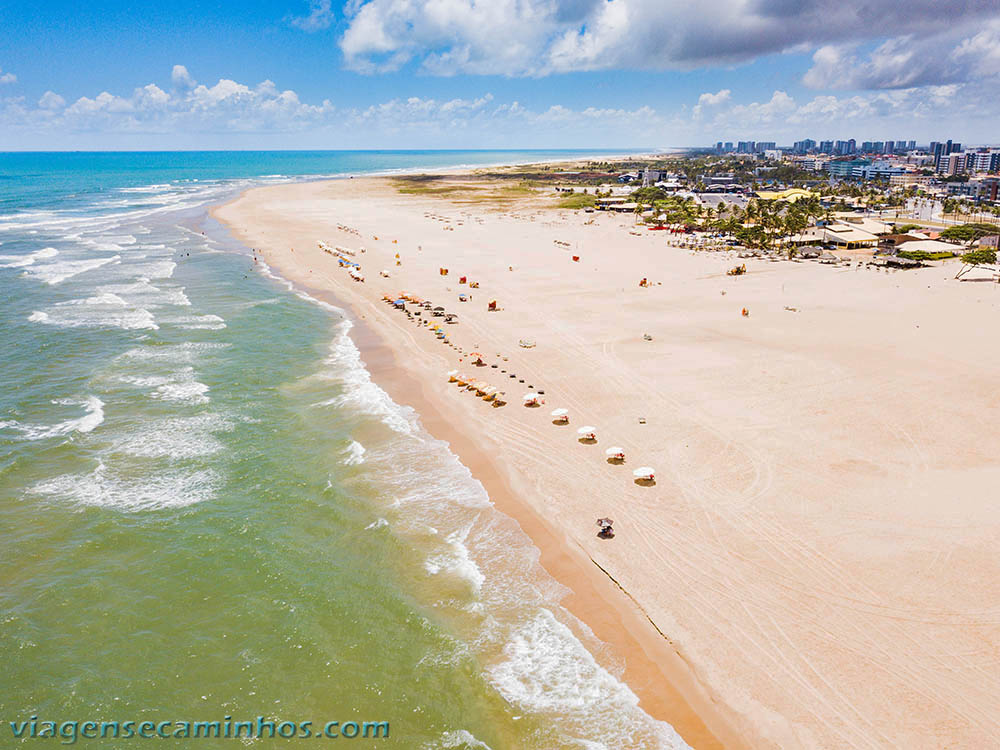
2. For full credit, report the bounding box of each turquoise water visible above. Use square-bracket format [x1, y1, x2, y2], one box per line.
[0, 152, 685, 749]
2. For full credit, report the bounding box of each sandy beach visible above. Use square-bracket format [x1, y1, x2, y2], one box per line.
[213, 173, 1000, 749]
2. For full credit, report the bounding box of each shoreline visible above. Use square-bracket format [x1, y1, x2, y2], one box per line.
[212, 171, 1000, 750]
[306, 274, 736, 750]
[208, 185, 741, 748]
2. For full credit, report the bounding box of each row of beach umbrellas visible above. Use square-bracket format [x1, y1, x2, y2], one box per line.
[520, 401, 655, 482]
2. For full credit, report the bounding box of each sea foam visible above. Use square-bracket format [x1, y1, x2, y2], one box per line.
[30, 460, 218, 511]
[0, 246, 59, 268]
[0, 396, 104, 440]
[25, 254, 121, 284]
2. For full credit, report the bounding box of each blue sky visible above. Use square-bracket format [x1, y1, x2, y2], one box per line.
[2, 0, 999, 150]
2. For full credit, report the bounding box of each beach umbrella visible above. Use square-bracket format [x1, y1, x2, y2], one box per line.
[447, 369, 458, 381]
[523, 392, 540, 401]
[605, 446, 625, 459]
[596, 517, 614, 527]
[434, 306, 445, 311]
[577, 426, 596, 439]
[550, 408, 568, 418]
[633, 467, 655, 480]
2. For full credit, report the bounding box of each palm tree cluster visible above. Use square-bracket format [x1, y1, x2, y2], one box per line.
[632, 191, 829, 251]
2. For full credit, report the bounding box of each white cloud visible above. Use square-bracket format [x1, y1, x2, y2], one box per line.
[803, 19, 1000, 90]
[171, 64, 196, 91]
[38, 91, 66, 110]
[338, 0, 999, 78]
[0, 69, 16, 84]
[686, 83, 997, 142]
[693, 89, 731, 118]
[4, 67, 335, 136]
[290, 0, 334, 32]
[4, 63, 1000, 148]
[0, 67, 665, 146]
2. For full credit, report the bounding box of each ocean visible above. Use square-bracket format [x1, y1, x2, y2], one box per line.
[0, 151, 687, 749]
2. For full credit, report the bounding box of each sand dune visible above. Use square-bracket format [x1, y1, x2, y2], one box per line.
[214, 176, 1000, 749]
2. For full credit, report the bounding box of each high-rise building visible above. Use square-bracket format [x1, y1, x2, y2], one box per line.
[884, 140, 895, 154]
[933, 140, 962, 170]
[908, 140, 916, 150]
[724, 142, 734, 152]
[755, 141, 776, 153]
[825, 158, 871, 178]
[833, 140, 857, 155]
[715, 141, 723, 153]
[937, 152, 965, 176]
[736, 141, 755, 154]
[819, 140, 834, 153]
[966, 150, 1000, 173]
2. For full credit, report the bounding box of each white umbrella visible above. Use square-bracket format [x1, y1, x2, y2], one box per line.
[523, 392, 540, 402]
[605, 446, 625, 458]
[550, 408, 569, 421]
[633, 467, 655, 480]
[577, 426, 596, 439]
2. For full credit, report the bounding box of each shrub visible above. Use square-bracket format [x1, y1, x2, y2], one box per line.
[897, 250, 955, 261]
[960, 248, 997, 265]
[557, 193, 597, 209]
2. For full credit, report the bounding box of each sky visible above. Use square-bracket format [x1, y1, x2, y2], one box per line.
[1, 0, 999, 150]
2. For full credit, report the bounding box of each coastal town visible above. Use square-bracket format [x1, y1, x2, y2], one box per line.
[510, 141, 1000, 279]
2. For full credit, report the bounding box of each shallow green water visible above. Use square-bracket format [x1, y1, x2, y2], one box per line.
[0, 153, 685, 749]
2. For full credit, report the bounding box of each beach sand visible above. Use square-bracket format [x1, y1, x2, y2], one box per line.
[214, 175, 1000, 749]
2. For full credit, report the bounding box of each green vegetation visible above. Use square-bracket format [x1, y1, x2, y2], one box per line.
[395, 184, 470, 196]
[940, 223, 999, 244]
[392, 176, 472, 196]
[894, 223, 923, 233]
[897, 250, 955, 261]
[557, 193, 597, 209]
[959, 248, 997, 265]
[499, 183, 537, 196]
